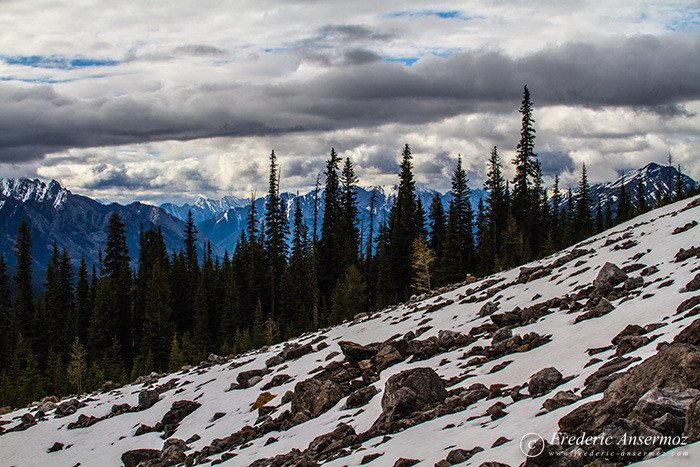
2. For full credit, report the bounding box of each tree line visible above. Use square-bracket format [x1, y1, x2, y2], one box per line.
[0, 86, 696, 409]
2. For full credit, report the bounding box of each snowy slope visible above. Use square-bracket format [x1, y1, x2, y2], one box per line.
[1, 195, 700, 467]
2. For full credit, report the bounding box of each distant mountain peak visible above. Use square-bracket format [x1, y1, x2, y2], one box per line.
[0, 177, 70, 209]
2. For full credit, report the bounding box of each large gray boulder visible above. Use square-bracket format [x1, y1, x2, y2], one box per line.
[594, 262, 628, 293]
[634, 387, 700, 419]
[291, 379, 344, 418]
[528, 367, 564, 397]
[381, 367, 447, 421]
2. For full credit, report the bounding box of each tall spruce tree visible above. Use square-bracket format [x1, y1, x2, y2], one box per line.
[339, 157, 360, 270]
[13, 218, 34, 343]
[511, 85, 538, 243]
[428, 193, 446, 261]
[0, 255, 11, 370]
[550, 175, 562, 248]
[450, 155, 474, 273]
[484, 146, 508, 268]
[319, 148, 342, 311]
[635, 176, 648, 214]
[616, 172, 633, 223]
[264, 150, 289, 322]
[574, 163, 593, 238]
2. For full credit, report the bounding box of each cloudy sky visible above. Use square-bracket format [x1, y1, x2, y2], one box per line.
[1, 1, 699, 205]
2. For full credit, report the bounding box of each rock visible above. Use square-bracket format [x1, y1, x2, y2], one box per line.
[675, 246, 700, 262]
[160, 400, 201, 436]
[138, 389, 160, 410]
[634, 387, 700, 419]
[382, 367, 447, 421]
[615, 335, 650, 356]
[55, 399, 79, 417]
[543, 390, 581, 412]
[111, 403, 132, 416]
[487, 402, 507, 420]
[491, 437, 510, 447]
[594, 262, 627, 293]
[134, 424, 154, 436]
[67, 413, 100, 429]
[47, 442, 64, 453]
[161, 438, 187, 464]
[39, 401, 57, 413]
[338, 341, 379, 365]
[208, 353, 227, 365]
[361, 453, 384, 464]
[674, 318, 700, 346]
[684, 395, 700, 442]
[307, 422, 357, 454]
[121, 449, 161, 467]
[478, 463, 511, 467]
[492, 327, 512, 344]
[280, 343, 314, 361]
[686, 274, 700, 292]
[393, 458, 420, 467]
[590, 418, 666, 461]
[653, 412, 685, 436]
[558, 401, 596, 434]
[281, 391, 295, 405]
[446, 447, 483, 464]
[252, 392, 276, 410]
[374, 344, 405, 373]
[265, 355, 285, 368]
[262, 374, 292, 390]
[593, 298, 614, 316]
[100, 380, 122, 392]
[237, 368, 270, 388]
[528, 367, 564, 397]
[346, 385, 379, 409]
[291, 378, 344, 418]
[248, 375, 263, 387]
[612, 324, 645, 345]
[479, 301, 498, 317]
[640, 265, 659, 276]
[678, 296, 700, 314]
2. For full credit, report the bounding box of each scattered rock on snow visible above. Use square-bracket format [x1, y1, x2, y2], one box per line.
[528, 367, 564, 397]
[593, 262, 628, 293]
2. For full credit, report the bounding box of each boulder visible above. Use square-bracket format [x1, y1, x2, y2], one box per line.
[121, 449, 161, 467]
[528, 367, 564, 397]
[338, 341, 379, 365]
[47, 442, 63, 453]
[138, 389, 160, 410]
[381, 367, 447, 421]
[612, 324, 645, 345]
[373, 344, 405, 373]
[686, 274, 700, 292]
[280, 343, 313, 361]
[237, 368, 270, 388]
[684, 395, 700, 442]
[446, 447, 483, 464]
[100, 380, 122, 392]
[252, 392, 276, 410]
[589, 418, 666, 462]
[39, 401, 57, 413]
[543, 390, 581, 412]
[479, 301, 498, 317]
[262, 374, 292, 390]
[291, 378, 344, 418]
[265, 355, 285, 368]
[160, 400, 201, 434]
[594, 262, 627, 293]
[161, 438, 187, 464]
[492, 328, 512, 345]
[346, 386, 379, 409]
[307, 422, 357, 454]
[633, 387, 700, 419]
[678, 296, 700, 315]
[615, 335, 650, 356]
[393, 459, 420, 467]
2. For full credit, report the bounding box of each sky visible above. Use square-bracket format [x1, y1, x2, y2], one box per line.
[1, 1, 699, 205]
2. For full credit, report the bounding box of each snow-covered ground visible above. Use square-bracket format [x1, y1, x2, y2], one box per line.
[1, 195, 700, 467]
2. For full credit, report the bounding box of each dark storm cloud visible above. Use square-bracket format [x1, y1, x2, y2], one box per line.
[173, 44, 227, 56]
[538, 151, 576, 176]
[2, 35, 699, 163]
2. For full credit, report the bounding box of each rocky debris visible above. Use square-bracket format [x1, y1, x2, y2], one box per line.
[574, 298, 615, 323]
[361, 453, 383, 464]
[134, 372, 163, 386]
[678, 296, 700, 315]
[346, 385, 379, 409]
[208, 353, 227, 365]
[543, 390, 581, 412]
[160, 400, 201, 438]
[47, 442, 63, 453]
[487, 402, 507, 420]
[138, 389, 160, 410]
[581, 356, 639, 398]
[675, 246, 700, 262]
[491, 437, 510, 447]
[67, 413, 100, 430]
[121, 449, 161, 467]
[291, 379, 344, 418]
[252, 392, 276, 410]
[479, 301, 498, 317]
[491, 327, 512, 344]
[155, 378, 179, 395]
[593, 262, 628, 293]
[134, 424, 155, 436]
[38, 401, 57, 413]
[265, 355, 285, 368]
[262, 374, 292, 390]
[393, 458, 420, 467]
[339, 341, 379, 364]
[307, 422, 357, 455]
[236, 368, 270, 389]
[478, 463, 511, 467]
[517, 265, 552, 283]
[54, 398, 83, 418]
[161, 438, 188, 464]
[442, 447, 484, 465]
[634, 387, 700, 420]
[528, 367, 564, 397]
[425, 299, 454, 313]
[616, 335, 651, 356]
[640, 265, 659, 276]
[673, 220, 698, 234]
[381, 367, 447, 422]
[278, 343, 314, 361]
[612, 324, 646, 345]
[100, 380, 122, 392]
[685, 396, 700, 442]
[686, 273, 700, 292]
[465, 331, 551, 363]
[551, 248, 592, 268]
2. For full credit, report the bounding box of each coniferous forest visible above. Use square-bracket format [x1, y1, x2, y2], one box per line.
[0, 86, 697, 409]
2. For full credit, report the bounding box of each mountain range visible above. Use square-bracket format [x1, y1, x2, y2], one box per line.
[0, 163, 696, 273]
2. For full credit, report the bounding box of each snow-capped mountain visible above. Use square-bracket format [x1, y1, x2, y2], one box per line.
[0, 178, 215, 272]
[2, 194, 700, 466]
[588, 163, 697, 209]
[161, 196, 250, 224]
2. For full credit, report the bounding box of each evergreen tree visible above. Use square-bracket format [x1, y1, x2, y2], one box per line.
[475, 198, 489, 274]
[675, 165, 685, 200]
[13, 218, 34, 343]
[0, 255, 11, 370]
[75, 258, 90, 346]
[635, 176, 648, 214]
[143, 262, 174, 370]
[329, 265, 365, 323]
[604, 200, 613, 229]
[550, 175, 562, 248]
[339, 158, 360, 270]
[450, 155, 474, 273]
[511, 85, 538, 246]
[387, 144, 421, 301]
[428, 193, 446, 261]
[616, 172, 633, 223]
[574, 163, 593, 238]
[440, 202, 463, 284]
[484, 146, 508, 270]
[66, 338, 86, 394]
[319, 148, 342, 311]
[595, 197, 604, 233]
[183, 211, 199, 275]
[264, 150, 289, 322]
[280, 195, 311, 336]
